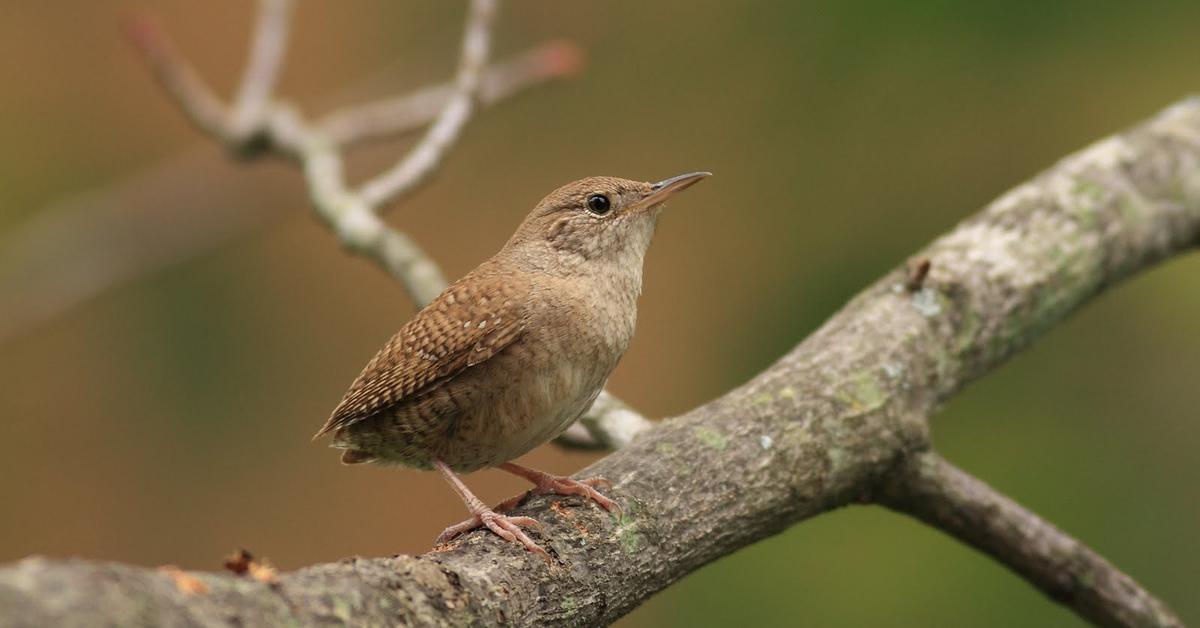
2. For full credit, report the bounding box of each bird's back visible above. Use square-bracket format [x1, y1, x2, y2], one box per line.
[316, 260, 530, 463]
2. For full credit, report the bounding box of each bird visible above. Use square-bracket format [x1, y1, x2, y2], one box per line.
[314, 171, 710, 557]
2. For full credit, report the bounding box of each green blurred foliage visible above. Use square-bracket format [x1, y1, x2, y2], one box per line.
[0, 1, 1197, 626]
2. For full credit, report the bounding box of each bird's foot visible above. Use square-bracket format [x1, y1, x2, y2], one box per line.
[535, 476, 619, 513]
[519, 469, 620, 514]
[435, 508, 548, 559]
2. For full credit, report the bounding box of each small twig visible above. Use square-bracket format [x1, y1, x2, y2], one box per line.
[553, 392, 654, 449]
[904, 256, 931, 292]
[124, 15, 231, 142]
[571, 391, 654, 449]
[231, 0, 295, 136]
[124, 1, 492, 302]
[878, 451, 1182, 628]
[554, 422, 607, 450]
[318, 40, 583, 147]
[358, 0, 498, 209]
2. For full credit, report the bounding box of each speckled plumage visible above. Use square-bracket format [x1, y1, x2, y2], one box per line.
[316, 172, 708, 554]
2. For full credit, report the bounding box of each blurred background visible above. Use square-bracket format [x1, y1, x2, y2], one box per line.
[1, 1, 1198, 626]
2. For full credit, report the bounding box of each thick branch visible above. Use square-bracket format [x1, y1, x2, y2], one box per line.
[4, 97, 1197, 626]
[878, 451, 1182, 628]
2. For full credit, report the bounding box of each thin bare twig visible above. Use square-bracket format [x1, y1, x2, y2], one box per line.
[124, 16, 231, 142]
[127, 0, 295, 146]
[231, 0, 295, 135]
[554, 422, 607, 450]
[576, 391, 654, 449]
[121, 0, 488, 301]
[358, 0, 498, 209]
[318, 40, 583, 147]
[878, 451, 1182, 628]
[126, 6, 448, 300]
[554, 392, 654, 450]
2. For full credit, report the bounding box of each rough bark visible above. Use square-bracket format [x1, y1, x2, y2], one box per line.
[2, 97, 1197, 627]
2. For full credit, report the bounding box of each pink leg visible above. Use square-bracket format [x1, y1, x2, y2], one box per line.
[498, 462, 620, 514]
[432, 459, 548, 558]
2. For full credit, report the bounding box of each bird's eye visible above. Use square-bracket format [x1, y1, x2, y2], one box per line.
[585, 194, 611, 216]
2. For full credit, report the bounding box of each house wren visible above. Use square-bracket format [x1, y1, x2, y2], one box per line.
[314, 172, 710, 556]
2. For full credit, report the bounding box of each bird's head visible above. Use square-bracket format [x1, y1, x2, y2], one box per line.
[505, 172, 710, 274]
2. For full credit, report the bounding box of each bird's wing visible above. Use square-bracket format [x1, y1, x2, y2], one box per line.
[314, 270, 529, 437]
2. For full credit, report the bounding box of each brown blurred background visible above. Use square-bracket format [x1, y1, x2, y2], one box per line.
[1, 1, 1198, 626]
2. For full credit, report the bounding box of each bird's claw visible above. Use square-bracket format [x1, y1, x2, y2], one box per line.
[435, 510, 549, 559]
[532, 475, 620, 514]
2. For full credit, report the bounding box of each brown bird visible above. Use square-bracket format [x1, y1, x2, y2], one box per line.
[315, 172, 709, 556]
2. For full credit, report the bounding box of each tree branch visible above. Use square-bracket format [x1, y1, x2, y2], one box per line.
[4, 95, 1197, 626]
[878, 451, 1183, 628]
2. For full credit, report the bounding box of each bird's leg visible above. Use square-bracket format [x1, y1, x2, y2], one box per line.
[498, 462, 620, 514]
[432, 459, 548, 558]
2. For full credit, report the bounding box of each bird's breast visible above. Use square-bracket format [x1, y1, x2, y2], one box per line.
[429, 270, 643, 470]
[451, 337, 611, 467]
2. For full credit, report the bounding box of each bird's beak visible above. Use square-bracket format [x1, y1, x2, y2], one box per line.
[632, 171, 711, 211]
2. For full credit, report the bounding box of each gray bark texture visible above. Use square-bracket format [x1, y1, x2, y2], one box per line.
[3, 97, 1199, 628]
